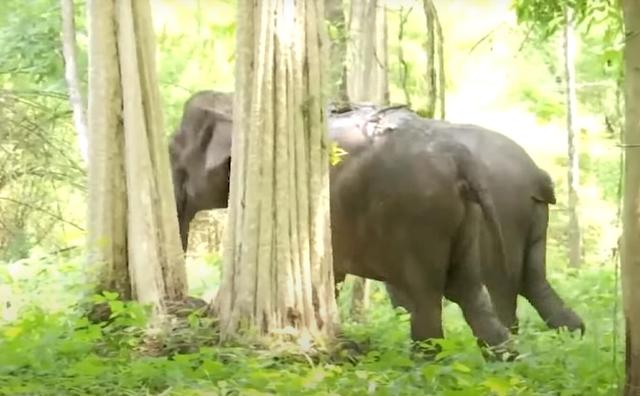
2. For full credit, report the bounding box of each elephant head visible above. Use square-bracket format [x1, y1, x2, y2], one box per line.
[168, 90, 234, 250]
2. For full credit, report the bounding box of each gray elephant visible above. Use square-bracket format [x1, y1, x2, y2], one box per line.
[169, 91, 513, 353]
[169, 90, 233, 251]
[169, 90, 584, 338]
[384, 116, 584, 335]
[329, 105, 513, 349]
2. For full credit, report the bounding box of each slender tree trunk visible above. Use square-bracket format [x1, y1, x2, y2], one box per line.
[424, 0, 436, 117]
[87, 0, 187, 316]
[423, 0, 445, 119]
[325, 0, 349, 103]
[86, 0, 129, 297]
[346, 0, 389, 104]
[434, 3, 445, 119]
[397, 6, 412, 107]
[343, 0, 390, 318]
[60, 0, 88, 163]
[563, 5, 581, 269]
[216, 0, 337, 341]
[622, 1, 640, 393]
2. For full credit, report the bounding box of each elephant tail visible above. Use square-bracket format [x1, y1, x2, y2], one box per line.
[466, 179, 510, 278]
[447, 140, 510, 277]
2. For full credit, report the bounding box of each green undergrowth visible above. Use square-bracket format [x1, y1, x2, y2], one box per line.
[0, 261, 623, 395]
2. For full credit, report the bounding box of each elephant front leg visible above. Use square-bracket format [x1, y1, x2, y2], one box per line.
[522, 237, 585, 334]
[522, 205, 585, 334]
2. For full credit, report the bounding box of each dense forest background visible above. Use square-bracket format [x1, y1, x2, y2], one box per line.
[0, 0, 627, 394]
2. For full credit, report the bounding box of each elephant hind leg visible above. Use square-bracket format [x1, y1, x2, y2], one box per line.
[445, 203, 512, 351]
[521, 205, 585, 334]
[385, 283, 415, 313]
[445, 269, 511, 349]
[486, 285, 520, 334]
[409, 288, 444, 358]
[399, 250, 447, 355]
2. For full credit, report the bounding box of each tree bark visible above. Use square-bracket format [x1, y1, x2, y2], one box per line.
[343, 0, 390, 317]
[434, 2, 445, 120]
[423, 0, 445, 119]
[325, 0, 349, 103]
[87, 0, 187, 316]
[346, 0, 389, 104]
[563, 5, 581, 268]
[622, 0, 640, 393]
[424, 0, 436, 117]
[397, 6, 412, 107]
[60, 0, 88, 163]
[216, 0, 337, 341]
[86, 0, 129, 297]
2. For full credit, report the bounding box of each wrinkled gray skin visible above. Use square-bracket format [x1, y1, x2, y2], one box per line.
[169, 91, 512, 351]
[383, 117, 585, 335]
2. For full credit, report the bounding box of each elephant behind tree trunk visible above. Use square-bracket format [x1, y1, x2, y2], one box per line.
[168, 90, 584, 339]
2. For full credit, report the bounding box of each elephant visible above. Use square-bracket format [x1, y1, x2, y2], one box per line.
[169, 91, 514, 353]
[383, 116, 584, 335]
[170, 89, 584, 340]
[169, 90, 233, 251]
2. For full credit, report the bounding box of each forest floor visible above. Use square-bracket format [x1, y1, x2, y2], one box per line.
[0, 252, 623, 395]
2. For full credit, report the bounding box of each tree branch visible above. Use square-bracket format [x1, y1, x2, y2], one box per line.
[0, 196, 84, 230]
[60, 0, 89, 163]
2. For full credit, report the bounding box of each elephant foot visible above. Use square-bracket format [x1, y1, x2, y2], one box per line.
[546, 309, 585, 336]
[410, 339, 442, 361]
[477, 338, 519, 363]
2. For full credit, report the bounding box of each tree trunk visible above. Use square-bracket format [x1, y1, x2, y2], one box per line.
[348, 274, 370, 320]
[563, 5, 581, 268]
[86, 0, 187, 316]
[346, 0, 389, 104]
[325, 0, 349, 103]
[86, 0, 129, 297]
[343, 0, 390, 317]
[434, 2, 445, 120]
[60, 0, 88, 163]
[424, 0, 436, 117]
[397, 6, 412, 107]
[215, 0, 337, 341]
[423, 0, 445, 119]
[622, 0, 640, 393]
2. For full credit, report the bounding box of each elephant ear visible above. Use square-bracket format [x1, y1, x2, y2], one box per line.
[532, 168, 556, 205]
[204, 115, 232, 172]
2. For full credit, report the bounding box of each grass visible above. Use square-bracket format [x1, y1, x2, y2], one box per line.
[0, 250, 624, 395]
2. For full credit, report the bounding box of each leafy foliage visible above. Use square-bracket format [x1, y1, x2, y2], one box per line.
[512, 0, 618, 40]
[0, 0, 85, 260]
[0, 254, 623, 395]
